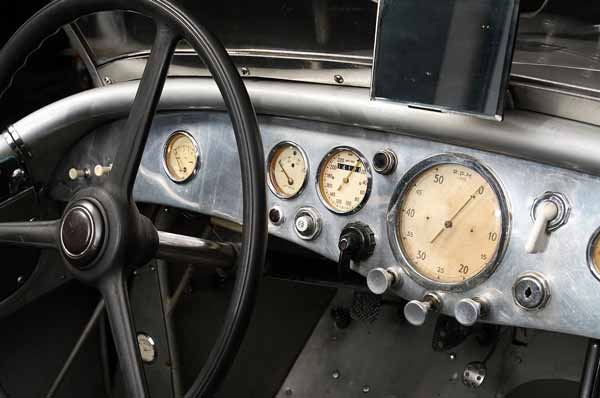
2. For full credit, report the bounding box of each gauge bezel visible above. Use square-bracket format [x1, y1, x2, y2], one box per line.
[267, 141, 309, 199]
[162, 130, 200, 184]
[586, 227, 600, 282]
[316, 146, 373, 215]
[387, 153, 511, 292]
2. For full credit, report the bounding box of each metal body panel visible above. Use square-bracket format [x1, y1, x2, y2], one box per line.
[7, 78, 600, 184]
[54, 110, 600, 340]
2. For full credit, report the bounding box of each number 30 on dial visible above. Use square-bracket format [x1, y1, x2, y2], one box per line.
[389, 154, 510, 290]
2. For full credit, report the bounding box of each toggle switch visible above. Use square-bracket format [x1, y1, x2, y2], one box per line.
[525, 201, 558, 253]
[525, 192, 570, 254]
[337, 222, 375, 277]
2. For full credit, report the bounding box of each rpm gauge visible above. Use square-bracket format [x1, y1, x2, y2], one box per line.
[163, 131, 200, 183]
[390, 154, 509, 290]
[267, 142, 309, 199]
[317, 147, 372, 215]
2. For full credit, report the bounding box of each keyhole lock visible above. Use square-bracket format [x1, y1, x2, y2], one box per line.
[513, 272, 550, 310]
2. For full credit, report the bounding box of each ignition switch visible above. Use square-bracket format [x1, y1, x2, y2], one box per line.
[337, 222, 375, 277]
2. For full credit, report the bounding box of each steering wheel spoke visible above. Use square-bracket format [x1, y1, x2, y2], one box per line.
[156, 231, 238, 269]
[109, 23, 179, 198]
[99, 270, 148, 398]
[0, 219, 59, 249]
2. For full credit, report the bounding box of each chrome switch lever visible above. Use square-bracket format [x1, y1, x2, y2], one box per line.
[404, 293, 442, 326]
[525, 200, 558, 253]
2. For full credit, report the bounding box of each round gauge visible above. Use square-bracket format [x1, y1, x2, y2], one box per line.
[267, 142, 308, 199]
[317, 147, 372, 215]
[389, 154, 509, 291]
[587, 228, 600, 281]
[163, 131, 200, 183]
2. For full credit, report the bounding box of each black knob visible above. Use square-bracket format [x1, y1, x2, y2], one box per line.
[337, 222, 376, 277]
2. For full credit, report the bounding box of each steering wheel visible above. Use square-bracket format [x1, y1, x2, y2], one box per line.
[0, 0, 267, 397]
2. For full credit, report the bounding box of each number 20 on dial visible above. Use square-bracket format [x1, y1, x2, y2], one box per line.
[394, 156, 509, 288]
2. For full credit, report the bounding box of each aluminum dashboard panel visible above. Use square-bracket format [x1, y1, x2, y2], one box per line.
[86, 110, 600, 340]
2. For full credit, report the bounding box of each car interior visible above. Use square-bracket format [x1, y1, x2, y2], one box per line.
[0, 0, 600, 397]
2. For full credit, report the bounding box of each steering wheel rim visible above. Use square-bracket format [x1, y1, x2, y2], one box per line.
[0, 1, 267, 397]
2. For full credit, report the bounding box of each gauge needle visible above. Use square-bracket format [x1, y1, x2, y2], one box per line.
[173, 150, 184, 172]
[278, 160, 294, 185]
[337, 168, 354, 191]
[430, 187, 480, 244]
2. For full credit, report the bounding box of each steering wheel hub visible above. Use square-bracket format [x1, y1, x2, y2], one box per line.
[60, 200, 104, 268]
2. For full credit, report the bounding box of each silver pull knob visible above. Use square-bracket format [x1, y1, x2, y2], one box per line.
[366, 267, 402, 295]
[94, 164, 113, 177]
[404, 293, 441, 326]
[454, 298, 487, 326]
[68, 168, 90, 180]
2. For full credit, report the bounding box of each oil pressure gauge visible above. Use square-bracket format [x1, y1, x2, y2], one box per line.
[388, 154, 510, 291]
[163, 131, 200, 183]
[317, 147, 372, 215]
[267, 142, 309, 199]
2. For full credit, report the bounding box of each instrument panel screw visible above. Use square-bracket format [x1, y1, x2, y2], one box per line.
[332, 370, 340, 379]
[284, 388, 293, 396]
[362, 385, 371, 393]
[334, 74, 344, 84]
[449, 352, 456, 361]
[16, 276, 24, 285]
[241, 67, 250, 76]
[103, 76, 113, 85]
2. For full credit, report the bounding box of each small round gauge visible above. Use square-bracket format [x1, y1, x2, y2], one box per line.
[163, 131, 200, 183]
[267, 142, 308, 199]
[317, 147, 372, 215]
[587, 229, 600, 281]
[389, 154, 509, 291]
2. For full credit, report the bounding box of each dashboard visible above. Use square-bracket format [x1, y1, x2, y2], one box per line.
[53, 108, 600, 340]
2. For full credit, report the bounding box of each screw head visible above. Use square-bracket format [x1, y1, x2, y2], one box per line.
[362, 385, 371, 393]
[334, 74, 344, 84]
[332, 370, 340, 379]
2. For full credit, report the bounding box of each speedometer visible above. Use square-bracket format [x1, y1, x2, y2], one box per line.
[317, 147, 372, 215]
[388, 154, 510, 291]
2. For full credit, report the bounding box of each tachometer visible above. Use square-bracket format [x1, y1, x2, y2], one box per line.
[267, 142, 308, 199]
[317, 147, 372, 215]
[163, 131, 200, 183]
[389, 154, 509, 290]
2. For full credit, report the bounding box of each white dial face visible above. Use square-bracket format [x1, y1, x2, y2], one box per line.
[164, 132, 199, 182]
[397, 163, 504, 284]
[318, 148, 370, 214]
[268, 143, 308, 199]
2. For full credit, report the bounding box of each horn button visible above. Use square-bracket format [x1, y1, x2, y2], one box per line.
[60, 200, 104, 268]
